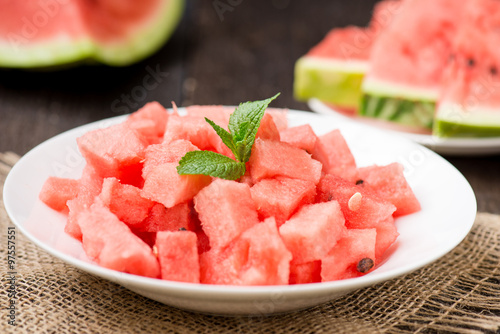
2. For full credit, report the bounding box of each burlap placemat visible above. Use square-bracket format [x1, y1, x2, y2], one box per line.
[1, 151, 500, 334]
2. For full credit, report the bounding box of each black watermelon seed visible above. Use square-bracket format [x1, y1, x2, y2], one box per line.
[355, 179, 364, 185]
[327, 194, 335, 201]
[357, 258, 375, 273]
[491, 66, 498, 76]
[467, 58, 475, 67]
[179, 227, 187, 231]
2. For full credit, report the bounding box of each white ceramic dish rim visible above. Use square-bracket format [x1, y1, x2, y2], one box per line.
[308, 98, 500, 156]
[3, 108, 477, 314]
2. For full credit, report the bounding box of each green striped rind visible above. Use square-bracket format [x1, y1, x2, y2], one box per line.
[360, 93, 435, 129]
[294, 56, 368, 109]
[0, 0, 184, 68]
[434, 103, 500, 138]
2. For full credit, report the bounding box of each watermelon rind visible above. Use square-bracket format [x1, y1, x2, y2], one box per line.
[360, 77, 437, 129]
[294, 56, 368, 109]
[434, 102, 500, 138]
[0, 0, 184, 68]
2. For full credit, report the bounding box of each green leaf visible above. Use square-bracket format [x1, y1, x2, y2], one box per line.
[177, 151, 246, 180]
[205, 117, 237, 156]
[228, 93, 280, 162]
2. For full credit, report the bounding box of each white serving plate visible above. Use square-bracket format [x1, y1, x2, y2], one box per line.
[3, 108, 477, 315]
[309, 98, 500, 156]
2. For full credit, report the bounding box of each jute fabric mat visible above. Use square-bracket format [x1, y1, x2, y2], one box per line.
[1, 151, 500, 334]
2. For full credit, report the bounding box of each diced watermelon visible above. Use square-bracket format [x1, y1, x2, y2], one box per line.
[358, 163, 421, 216]
[266, 108, 289, 131]
[321, 229, 377, 282]
[289, 260, 321, 285]
[312, 129, 359, 182]
[39, 176, 79, 212]
[279, 201, 345, 264]
[140, 202, 191, 232]
[279, 124, 318, 153]
[185, 105, 231, 127]
[77, 123, 147, 187]
[66, 165, 103, 240]
[142, 162, 212, 208]
[142, 139, 200, 178]
[200, 218, 292, 285]
[99, 177, 155, 228]
[78, 200, 160, 278]
[316, 174, 396, 229]
[125, 102, 169, 145]
[255, 113, 281, 141]
[250, 177, 316, 226]
[155, 231, 200, 283]
[194, 179, 259, 249]
[374, 216, 399, 262]
[249, 138, 322, 184]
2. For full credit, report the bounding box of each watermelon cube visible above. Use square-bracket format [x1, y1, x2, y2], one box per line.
[250, 177, 316, 226]
[289, 260, 321, 285]
[279, 201, 345, 264]
[194, 178, 259, 249]
[99, 177, 154, 228]
[142, 139, 200, 178]
[39, 176, 79, 212]
[141, 162, 211, 208]
[312, 129, 359, 182]
[316, 174, 396, 229]
[255, 113, 281, 141]
[78, 200, 160, 278]
[374, 216, 399, 262]
[321, 228, 377, 282]
[185, 105, 231, 127]
[65, 165, 103, 240]
[140, 202, 191, 232]
[200, 218, 292, 285]
[249, 138, 322, 184]
[155, 231, 200, 283]
[358, 163, 421, 216]
[125, 102, 168, 144]
[279, 124, 318, 153]
[77, 123, 147, 186]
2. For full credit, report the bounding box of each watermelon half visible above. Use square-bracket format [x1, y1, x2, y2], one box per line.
[0, 0, 184, 67]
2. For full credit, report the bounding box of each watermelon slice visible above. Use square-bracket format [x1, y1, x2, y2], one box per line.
[434, 0, 500, 137]
[293, 0, 402, 111]
[360, 0, 466, 129]
[0, 0, 184, 67]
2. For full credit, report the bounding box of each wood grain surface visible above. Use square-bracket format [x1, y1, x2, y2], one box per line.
[0, 0, 498, 213]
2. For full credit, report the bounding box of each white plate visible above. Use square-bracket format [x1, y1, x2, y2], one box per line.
[3, 108, 477, 315]
[309, 98, 500, 156]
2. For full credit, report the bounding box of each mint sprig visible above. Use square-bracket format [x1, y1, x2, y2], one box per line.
[177, 93, 280, 180]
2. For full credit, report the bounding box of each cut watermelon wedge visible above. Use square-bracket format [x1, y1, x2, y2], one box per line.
[0, 0, 184, 67]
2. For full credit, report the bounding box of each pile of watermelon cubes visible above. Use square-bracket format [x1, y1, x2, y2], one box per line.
[39, 102, 420, 285]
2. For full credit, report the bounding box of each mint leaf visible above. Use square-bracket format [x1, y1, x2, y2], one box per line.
[177, 151, 246, 180]
[228, 93, 280, 162]
[205, 118, 237, 157]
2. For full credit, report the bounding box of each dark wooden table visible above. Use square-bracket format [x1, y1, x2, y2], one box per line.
[0, 0, 499, 213]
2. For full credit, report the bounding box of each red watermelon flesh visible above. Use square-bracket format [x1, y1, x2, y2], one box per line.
[374, 216, 399, 262]
[249, 138, 322, 184]
[78, 200, 160, 278]
[77, 123, 147, 187]
[0, 0, 184, 67]
[200, 218, 292, 285]
[142, 139, 199, 178]
[358, 163, 421, 216]
[141, 162, 211, 208]
[194, 179, 259, 250]
[316, 174, 396, 229]
[279, 201, 345, 264]
[250, 177, 316, 227]
[140, 202, 191, 233]
[279, 124, 318, 154]
[321, 229, 377, 282]
[155, 230, 200, 283]
[312, 129, 359, 182]
[289, 260, 321, 285]
[65, 165, 103, 240]
[39, 176, 79, 212]
[307, 26, 372, 61]
[255, 113, 281, 141]
[125, 102, 168, 145]
[99, 177, 154, 228]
